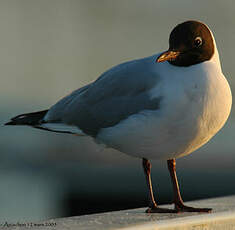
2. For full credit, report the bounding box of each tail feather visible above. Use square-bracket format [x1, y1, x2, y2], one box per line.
[5, 110, 48, 126]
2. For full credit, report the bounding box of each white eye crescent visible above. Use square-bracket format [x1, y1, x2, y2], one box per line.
[194, 36, 203, 47]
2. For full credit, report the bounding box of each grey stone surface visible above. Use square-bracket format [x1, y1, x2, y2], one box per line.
[2, 195, 235, 230]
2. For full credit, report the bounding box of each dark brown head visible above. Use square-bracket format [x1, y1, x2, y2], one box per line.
[157, 21, 215, 67]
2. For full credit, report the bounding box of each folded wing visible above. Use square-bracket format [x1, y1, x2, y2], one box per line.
[44, 55, 162, 136]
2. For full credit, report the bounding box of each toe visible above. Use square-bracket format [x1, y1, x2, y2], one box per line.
[146, 207, 176, 213]
[175, 205, 212, 213]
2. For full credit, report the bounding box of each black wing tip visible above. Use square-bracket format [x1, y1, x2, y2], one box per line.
[4, 121, 15, 126]
[4, 109, 49, 126]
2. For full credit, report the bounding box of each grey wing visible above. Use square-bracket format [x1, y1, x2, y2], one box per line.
[45, 55, 162, 136]
[44, 83, 92, 122]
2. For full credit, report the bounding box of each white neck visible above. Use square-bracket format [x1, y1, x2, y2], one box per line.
[208, 27, 221, 71]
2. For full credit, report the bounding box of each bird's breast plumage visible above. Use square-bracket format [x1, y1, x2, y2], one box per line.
[97, 60, 232, 160]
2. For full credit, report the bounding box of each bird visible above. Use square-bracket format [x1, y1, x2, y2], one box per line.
[5, 20, 232, 213]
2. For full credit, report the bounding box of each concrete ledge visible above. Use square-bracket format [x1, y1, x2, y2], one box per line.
[5, 195, 235, 230]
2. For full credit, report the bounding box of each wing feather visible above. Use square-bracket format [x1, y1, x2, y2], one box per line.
[45, 55, 162, 136]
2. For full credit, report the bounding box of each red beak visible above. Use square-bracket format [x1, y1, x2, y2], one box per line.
[156, 50, 180, 63]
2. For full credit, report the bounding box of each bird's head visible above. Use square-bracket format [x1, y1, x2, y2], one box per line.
[157, 20, 215, 67]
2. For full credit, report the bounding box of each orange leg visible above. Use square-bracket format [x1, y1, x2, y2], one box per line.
[167, 159, 212, 213]
[142, 158, 175, 213]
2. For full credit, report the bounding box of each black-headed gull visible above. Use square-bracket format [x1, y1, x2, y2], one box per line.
[5, 20, 232, 213]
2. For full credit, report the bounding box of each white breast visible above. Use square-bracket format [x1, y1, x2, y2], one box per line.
[96, 60, 232, 160]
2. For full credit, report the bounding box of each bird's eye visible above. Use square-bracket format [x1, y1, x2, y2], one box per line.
[194, 37, 203, 47]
